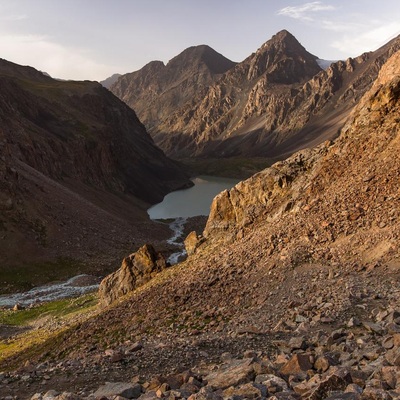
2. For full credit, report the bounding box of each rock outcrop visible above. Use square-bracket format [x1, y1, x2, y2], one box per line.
[184, 231, 202, 256]
[98, 244, 167, 306]
[204, 48, 400, 267]
[112, 30, 400, 162]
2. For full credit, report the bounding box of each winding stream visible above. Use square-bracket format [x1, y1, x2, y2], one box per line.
[167, 217, 188, 264]
[0, 176, 239, 307]
[148, 175, 239, 265]
[0, 275, 100, 308]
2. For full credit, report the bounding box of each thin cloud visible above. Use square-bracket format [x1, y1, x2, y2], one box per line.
[0, 33, 118, 81]
[0, 14, 27, 21]
[331, 22, 400, 55]
[320, 20, 362, 33]
[277, 2, 335, 22]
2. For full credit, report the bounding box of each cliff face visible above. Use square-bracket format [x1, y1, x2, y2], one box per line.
[159, 32, 400, 159]
[0, 58, 191, 269]
[114, 31, 400, 161]
[110, 45, 236, 132]
[204, 50, 400, 270]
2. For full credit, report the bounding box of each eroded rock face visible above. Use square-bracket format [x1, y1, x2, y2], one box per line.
[113, 30, 400, 161]
[204, 49, 400, 263]
[204, 143, 330, 237]
[184, 231, 202, 256]
[110, 45, 236, 135]
[98, 244, 167, 307]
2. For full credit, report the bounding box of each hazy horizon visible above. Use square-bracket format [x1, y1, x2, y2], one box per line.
[0, 0, 399, 81]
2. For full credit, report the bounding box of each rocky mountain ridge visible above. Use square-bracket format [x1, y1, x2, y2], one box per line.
[0, 58, 191, 273]
[110, 45, 236, 133]
[100, 73, 122, 89]
[111, 30, 400, 162]
[1, 46, 399, 399]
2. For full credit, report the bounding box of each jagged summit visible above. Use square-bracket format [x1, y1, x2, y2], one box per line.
[110, 31, 400, 162]
[147, 32, 400, 159]
[166, 44, 237, 74]
[111, 44, 236, 131]
[242, 29, 321, 83]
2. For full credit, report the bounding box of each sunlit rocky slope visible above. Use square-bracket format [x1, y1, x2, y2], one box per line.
[2, 46, 399, 400]
[111, 30, 400, 162]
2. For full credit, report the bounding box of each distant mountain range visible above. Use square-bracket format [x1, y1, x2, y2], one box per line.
[110, 45, 236, 133]
[100, 73, 122, 89]
[107, 30, 400, 160]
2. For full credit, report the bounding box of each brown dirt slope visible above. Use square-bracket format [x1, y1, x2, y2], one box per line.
[1, 50, 398, 399]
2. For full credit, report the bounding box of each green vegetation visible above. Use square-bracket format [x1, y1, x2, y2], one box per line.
[0, 257, 85, 295]
[0, 293, 98, 367]
[179, 157, 276, 179]
[0, 293, 97, 326]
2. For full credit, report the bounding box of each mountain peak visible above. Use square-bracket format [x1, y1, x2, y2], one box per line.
[167, 44, 236, 74]
[258, 29, 317, 59]
[245, 30, 321, 82]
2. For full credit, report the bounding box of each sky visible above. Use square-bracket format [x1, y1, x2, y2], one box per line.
[0, 0, 399, 81]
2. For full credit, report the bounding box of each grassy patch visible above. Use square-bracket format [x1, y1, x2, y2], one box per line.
[0, 293, 98, 367]
[0, 293, 97, 326]
[179, 157, 275, 179]
[0, 257, 85, 295]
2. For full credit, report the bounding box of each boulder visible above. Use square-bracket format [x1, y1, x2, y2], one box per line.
[280, 353, 313, 375]
[98, 244, 167, 306]
[94, 382, 142, 399]
[204, 358, 255, 390]
[184, 231, 201, 256]
[304, 367, 353, 399]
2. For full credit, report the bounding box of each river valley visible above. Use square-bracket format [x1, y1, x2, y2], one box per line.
[149, 175, 239, 264]
[0, 176, 239, 307]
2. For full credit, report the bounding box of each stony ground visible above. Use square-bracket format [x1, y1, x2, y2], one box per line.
[1, 43, 399, 400]
[1, 257, 400, 399]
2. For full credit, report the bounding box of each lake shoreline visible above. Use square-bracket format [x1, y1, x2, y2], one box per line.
[148, 175, 240, 219]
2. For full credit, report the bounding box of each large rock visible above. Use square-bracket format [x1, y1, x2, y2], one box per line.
[184, 231, 202, 256]
[280, 353, 313, 376]
[204, 358, 255, 390]
[94, 382, 142, 399]
[98, 244, 167, 306]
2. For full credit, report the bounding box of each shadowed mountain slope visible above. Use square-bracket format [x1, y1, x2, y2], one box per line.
[0, 58, 191, 272]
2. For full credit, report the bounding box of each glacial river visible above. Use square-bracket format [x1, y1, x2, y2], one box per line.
[0, 176, 239, 307]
